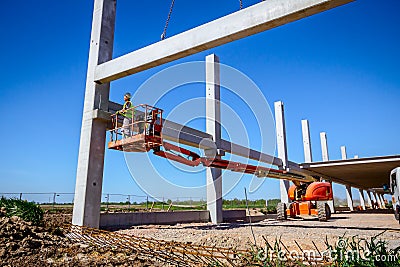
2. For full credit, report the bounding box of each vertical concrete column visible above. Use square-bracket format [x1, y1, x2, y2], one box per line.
[345, 185, 354, 211]
[366, 191, 373, 208]
[72, 0, 116, 228]
[358, 189, 366, 210]
[301, 120, 312, 163]
[340, 146, 347, 160]
[274, 101, 290, 203]
[373, 192, 382, 209]
[205, 54, 223, 224]
[341, 149, 353, 211]
[379, 194, 386, 209]
[319, 132, 335, 213]
[320, 132, 329, 162]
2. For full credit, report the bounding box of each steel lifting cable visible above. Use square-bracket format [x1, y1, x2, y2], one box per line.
[239, 0, 243, 10]
[161, 0, 175, 40]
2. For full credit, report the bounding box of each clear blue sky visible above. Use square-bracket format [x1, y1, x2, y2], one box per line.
[0, 0, 399, 203]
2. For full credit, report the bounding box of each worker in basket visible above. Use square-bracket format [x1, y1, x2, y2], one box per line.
[116, 92, 133, 138]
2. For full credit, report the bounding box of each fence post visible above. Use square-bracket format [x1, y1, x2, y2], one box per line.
[52, 193, 57, 210]
[106, 194, 110, 211]
[19, 193, 22, 200]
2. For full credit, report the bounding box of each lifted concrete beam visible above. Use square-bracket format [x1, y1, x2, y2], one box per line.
[103, 102, 283, 166]
[94, 0, 353, 84]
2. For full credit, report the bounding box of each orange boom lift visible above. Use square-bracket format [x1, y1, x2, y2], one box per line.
[108, 104, 333, 221]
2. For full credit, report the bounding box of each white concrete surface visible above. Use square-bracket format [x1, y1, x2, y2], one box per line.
[301, 119, 313, 163]
[205, 54, 223, 224]
[72, 0, 116, 228]
[275, 101, 290, 203]
[94, 0, 353, 83]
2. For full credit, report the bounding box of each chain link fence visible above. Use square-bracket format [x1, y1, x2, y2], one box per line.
[0, 192, 210, 212]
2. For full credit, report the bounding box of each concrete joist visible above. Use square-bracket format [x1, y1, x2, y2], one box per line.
[94, 0, 353, 84]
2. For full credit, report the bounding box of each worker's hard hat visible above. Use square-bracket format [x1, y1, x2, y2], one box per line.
[124, 92, 131, 99]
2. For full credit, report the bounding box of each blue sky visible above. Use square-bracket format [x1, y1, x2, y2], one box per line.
[0, 0, 399, 203]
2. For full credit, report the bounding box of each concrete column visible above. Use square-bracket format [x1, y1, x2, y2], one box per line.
[205, 54, 223, 224]
[358, 189, 366, 210]
[373, 192, 382, 209]
[72, 0, 116, 228]
[366, 191, 373, 208]
[340, 149, 353, 211]
[341, 146, 347, 160]
[345, 185, 354, 211]
[275, 101, 290, 203]
[379, 194, 386, 209]
[301, 120, 312, 163]
[319, 132, 334, 212]
[320, 132, 329, 162]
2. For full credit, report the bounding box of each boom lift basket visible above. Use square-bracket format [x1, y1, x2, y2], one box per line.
[108, 104, 163, 152]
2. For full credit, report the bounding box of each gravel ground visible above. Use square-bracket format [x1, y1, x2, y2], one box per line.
[119, 213, 400, 251]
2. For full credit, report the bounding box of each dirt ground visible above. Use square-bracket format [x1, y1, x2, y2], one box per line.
[2, 211, 399, 266]
[119, 213, 400, 251]
[0, 215, 159, 267]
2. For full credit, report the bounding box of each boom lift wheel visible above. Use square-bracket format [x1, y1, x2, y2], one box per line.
[277, 202, 287, 220]
[395, 205, 400, 222]
[317, 201, 331, 222]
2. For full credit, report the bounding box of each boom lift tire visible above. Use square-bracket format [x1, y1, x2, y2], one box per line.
[317, 201, 331, 222]
[395, 205, 399, 221]
[277, 202, 287, 220]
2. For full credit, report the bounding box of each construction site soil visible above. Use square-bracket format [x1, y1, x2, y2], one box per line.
[119, 212, 400, 251]
[0, 214, 159, 267]
[1, 211, 399, 266]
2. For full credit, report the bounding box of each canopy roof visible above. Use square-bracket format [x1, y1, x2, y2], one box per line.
[300, 155, 400, 189]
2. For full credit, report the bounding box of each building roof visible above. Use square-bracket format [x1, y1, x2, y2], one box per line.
[299, 155, 400, 189]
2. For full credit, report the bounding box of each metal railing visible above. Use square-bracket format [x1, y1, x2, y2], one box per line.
[109, 104, 163, 143]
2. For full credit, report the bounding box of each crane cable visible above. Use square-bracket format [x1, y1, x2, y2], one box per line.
[161, 0, 246, 40]
[161, 0, 175, 40]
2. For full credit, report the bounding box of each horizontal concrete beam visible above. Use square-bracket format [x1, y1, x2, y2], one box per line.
[220, 140, 282, 167]
[94, 0, 353, 83]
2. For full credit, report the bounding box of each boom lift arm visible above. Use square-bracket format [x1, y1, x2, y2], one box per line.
[107, 104, 316, 183]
